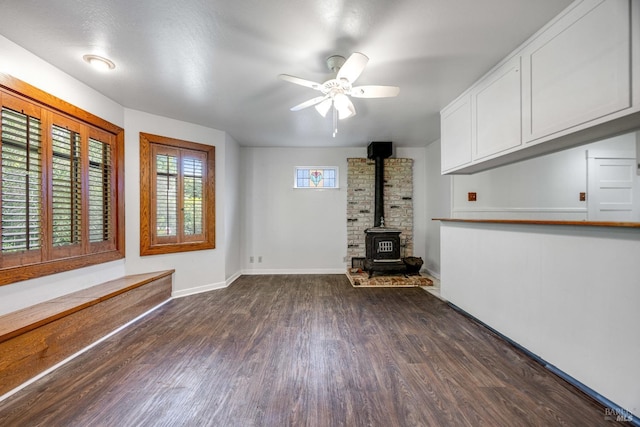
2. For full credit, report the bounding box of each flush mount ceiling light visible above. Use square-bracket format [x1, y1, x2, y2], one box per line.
[82, 54, 116, 71]
[279, 52, 399, 137]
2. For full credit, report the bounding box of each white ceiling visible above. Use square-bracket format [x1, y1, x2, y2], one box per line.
[0, 0, 572, 148]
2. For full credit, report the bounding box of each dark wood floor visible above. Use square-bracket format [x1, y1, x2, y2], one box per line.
[0, 275, 623, 426]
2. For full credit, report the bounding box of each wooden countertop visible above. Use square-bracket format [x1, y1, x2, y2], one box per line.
[433, 218, 640, 228]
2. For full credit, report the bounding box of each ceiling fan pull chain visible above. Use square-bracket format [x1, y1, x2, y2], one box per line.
[332, 103, 338, 138]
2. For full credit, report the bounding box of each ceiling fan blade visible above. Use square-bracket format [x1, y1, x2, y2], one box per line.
[290, 95, 329, 111]
[279, 74, 323, 90]
[350, 85, 400, 98]
[337, 52, 368, 83]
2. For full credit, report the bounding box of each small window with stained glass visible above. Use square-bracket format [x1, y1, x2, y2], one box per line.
[294, 166, 339, 189]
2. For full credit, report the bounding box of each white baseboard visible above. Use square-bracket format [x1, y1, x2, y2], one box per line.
[241, 268, 346, 275]
[172, 269, 347, 298]
[225, 271, 242, 286]
[172, 280, 228, 298]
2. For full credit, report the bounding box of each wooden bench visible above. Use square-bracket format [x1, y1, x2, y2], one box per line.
[0, 270, 174, 398]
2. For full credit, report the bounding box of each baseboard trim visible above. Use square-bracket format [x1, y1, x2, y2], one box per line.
[225, 271, 242, 287]
[447, 302, 639, 426]
[241, 268, 346, 275]
[172, 280, 228, 298]
[0, 298, 172, 404]
[422, 268, 441, 281]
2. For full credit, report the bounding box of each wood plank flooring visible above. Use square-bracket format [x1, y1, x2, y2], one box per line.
[0, 275, 623, 426]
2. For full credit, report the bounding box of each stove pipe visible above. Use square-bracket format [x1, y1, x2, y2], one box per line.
[367, 141, 393, 228]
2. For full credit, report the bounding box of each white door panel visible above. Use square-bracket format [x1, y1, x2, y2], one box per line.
[587, 151, 639, 221]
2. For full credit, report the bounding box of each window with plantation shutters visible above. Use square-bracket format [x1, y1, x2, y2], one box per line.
[182, 154, 204, 237]
[153, 147, 179, 241]
[140, 132, 215, 256]
[0, 76, 124, 286]
[88, 135, 113, 246]
[51, 123, 82, 249]
[1, 106, 42, 259]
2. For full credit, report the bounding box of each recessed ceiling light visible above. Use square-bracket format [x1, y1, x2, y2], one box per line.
[82, 54, 116, 71]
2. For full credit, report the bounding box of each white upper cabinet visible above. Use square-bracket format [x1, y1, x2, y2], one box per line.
[522, 0, 631, 142]
[441, 0, 639, 175]
[441, 95, 472, 172]
[473, 56, 522, 160]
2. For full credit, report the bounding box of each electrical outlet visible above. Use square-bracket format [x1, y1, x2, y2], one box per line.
[258, 256, 262, 263]
[468, 192, 477, 202]
[580, 192, 586, 202]
[250, 256, 254, 263]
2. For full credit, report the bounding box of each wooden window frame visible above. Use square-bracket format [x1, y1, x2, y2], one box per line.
[139, 132, 215, 256]
[0, 73, 125, 286]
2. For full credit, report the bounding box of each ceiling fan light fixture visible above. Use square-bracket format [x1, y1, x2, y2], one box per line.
[82, 54, 116, 71]
[334, 93, 355, 120]
[338, 110, 356, 120]
[337, 104, 355, 120]
[315, 98, 332, 117]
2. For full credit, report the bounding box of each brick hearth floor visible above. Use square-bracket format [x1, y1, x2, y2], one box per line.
[346, 270, 433, 287]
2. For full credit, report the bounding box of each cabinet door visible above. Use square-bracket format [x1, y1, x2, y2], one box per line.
[522, 0, 631, 142]
[441, 95, 472, 173]
[473, 56, 522, 160]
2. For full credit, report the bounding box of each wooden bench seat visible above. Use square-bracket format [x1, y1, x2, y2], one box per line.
[0, 270, 174, 398]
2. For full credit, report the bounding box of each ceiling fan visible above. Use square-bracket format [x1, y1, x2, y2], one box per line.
[279, 52, 400, 137]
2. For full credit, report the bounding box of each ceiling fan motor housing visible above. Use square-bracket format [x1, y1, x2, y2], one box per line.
[322, 79, 350, 96]
[326, 55, 346, 73]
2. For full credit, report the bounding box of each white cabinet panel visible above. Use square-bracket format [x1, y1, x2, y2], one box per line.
[473, 56, 522, 160]
[441, 95, 472, 173]
[523, 0, 631, 142]
[441, 0, 638, 174]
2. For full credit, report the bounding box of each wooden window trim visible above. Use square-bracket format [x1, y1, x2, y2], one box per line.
[139, 132, 215, 256]
[0, 73, 125, 287]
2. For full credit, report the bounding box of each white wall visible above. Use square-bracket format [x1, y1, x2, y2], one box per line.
[0, 35, 126, 315]
[224, 133, 242, 281]
[425, 139, 451, 277]
[451, 132, 638, 220]
[396, 146, 427, 268]
[240, 147, 360, 273]
[123, 109, 228, 296]
[240, 146, 427, 274]
[440, 222, 640, 416]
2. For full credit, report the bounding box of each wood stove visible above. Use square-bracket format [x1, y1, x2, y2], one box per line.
[365, 228, 401, 262]
[363, 141, 407, 277]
